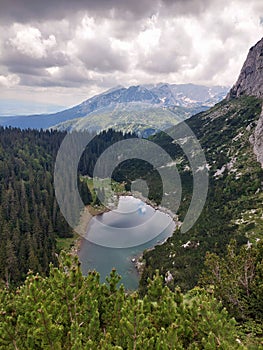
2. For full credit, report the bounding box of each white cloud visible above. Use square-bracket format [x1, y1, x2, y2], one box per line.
[0, 74, 20, 87]
[46, 66, 60, 75]
[137, 16, 161, 54]
[10, 24, 56, 59]
[0, 0, 262, 106]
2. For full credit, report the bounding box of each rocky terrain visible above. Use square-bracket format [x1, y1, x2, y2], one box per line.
[227, 37, 263, 99]
[227, 37, 263, 168]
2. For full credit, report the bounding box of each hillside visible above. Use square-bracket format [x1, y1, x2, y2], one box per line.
[0, 127, 135, 285]
[139, 38, 263, 293]
[139, 96, 263, 292]
[51, 103, 201, 137]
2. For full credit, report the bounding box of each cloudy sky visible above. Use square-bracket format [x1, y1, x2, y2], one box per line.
[0, 0, 262, 108]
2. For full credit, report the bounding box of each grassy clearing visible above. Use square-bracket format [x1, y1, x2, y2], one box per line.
[56, 177, 126, 252]
[56, 231, 79, 252]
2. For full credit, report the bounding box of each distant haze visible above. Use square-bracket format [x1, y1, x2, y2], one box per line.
[0, 99, 65, 116]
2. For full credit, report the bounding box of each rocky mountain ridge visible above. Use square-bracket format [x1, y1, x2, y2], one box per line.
[250, 107, 263, 168]
[0, 83, 228, 132]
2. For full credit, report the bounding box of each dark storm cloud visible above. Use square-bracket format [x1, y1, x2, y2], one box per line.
[1, 49, 69, 75]
[19, 66, 95, 88]
[19, 75, 82, 88]
[0, 0, 213, 23]
[0, 0, 152, 22]
[78, 39, 128, 73]
[161, 0, 212, 16]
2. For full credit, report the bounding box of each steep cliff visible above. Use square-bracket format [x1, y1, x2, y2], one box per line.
[228, 37, 263, 167]
[227, 37, 263, 99]
[250, 107, 263, 167]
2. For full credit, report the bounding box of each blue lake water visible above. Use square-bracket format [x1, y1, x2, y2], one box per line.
[78, 196, 175, 290]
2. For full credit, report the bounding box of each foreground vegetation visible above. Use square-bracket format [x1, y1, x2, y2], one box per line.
[0, 240, 262, 349]
[0, 252, 251, 349]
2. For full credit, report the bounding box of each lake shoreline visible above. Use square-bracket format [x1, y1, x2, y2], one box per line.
[72, 193, 178, 285]
[70, 204, 110, 255]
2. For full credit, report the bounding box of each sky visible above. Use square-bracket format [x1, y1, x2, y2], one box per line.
[0, 0, 262, 108]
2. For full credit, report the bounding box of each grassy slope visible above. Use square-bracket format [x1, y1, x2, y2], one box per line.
[139, 96, 263, 293]
[52, 105, 197, 135]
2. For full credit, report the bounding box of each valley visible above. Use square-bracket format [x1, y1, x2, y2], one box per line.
[0, 23, 262, 348]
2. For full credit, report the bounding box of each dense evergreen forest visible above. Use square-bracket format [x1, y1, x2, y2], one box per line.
[0, 127, 134, 285]
[0, 127, 69, 285]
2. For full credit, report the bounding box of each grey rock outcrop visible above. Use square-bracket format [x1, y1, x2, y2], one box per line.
[249, 108, 263, 168]
[228, 37, 263, 167]
[227, 38, 263, 99]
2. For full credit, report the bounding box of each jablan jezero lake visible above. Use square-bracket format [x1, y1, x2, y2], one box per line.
[78, 196, 176, 290]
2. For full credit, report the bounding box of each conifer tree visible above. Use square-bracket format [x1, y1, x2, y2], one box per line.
[0, 253, 245, 349]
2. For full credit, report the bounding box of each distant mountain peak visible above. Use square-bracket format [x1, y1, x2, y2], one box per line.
[0, 83, 228, 131]
[102, 85, 125, 94]
[228, 37, 263, 99]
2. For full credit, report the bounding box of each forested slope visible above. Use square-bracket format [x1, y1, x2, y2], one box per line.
[0, 128, 69, 285]
[0, 127, 134, 285]
[139, 96, 263, 293]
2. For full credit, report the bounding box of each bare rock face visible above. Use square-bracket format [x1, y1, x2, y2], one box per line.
[228, 37, 263, 167]
[227, 38, 263, 99]
[250, 108, 263, 168]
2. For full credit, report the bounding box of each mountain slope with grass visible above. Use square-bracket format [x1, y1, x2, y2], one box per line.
[139, 38, 263, 293]
[140, 96, 263, 291]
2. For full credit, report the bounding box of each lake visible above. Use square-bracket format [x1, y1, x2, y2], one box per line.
[78, 196, 175, 290]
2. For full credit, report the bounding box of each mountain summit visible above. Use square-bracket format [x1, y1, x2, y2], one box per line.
[228, 37, 263, 99]
[0, 83, 228, 133]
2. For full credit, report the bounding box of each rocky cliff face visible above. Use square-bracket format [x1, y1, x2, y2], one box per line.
[227, 37, 263, 167]
[249, 108, 263, 168]
[227, 38, 263, 99]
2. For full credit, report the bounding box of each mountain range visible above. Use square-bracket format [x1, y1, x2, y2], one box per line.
[0, 83, 228, 136]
